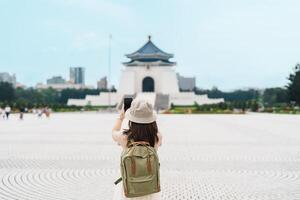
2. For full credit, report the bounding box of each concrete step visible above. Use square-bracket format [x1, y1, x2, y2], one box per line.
[155, 94, 170, 111]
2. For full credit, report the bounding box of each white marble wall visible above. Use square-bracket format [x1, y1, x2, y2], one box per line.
[68, 93, 121, 106]
[118, 66, 179, 94]
[67, 66, 224, 107]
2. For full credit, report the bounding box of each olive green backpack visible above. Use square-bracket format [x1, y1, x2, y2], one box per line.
[114, 141, 160, 198]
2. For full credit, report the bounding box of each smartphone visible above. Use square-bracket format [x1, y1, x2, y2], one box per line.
[124, 98, 133, 112]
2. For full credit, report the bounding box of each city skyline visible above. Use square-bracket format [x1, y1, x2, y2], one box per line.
[1, 0, 300, 91]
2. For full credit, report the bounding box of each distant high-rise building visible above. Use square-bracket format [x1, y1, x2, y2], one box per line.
[177, 73, 196, 91]
[0, 72, 16, 87]
[70, 67, 85, 84]
[97, 76, 107, 90]
[47, 76, 66, 84]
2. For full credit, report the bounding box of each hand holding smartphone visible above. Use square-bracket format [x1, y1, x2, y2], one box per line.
[124, 98, 133, 112]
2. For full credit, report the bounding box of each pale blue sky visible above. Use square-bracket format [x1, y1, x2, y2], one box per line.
[1, 0, 300, 90]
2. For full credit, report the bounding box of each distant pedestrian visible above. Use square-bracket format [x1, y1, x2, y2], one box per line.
[19, 107, 25, 120]
[4, 105, 11, 120]
[37, 109, 43, 118]
[45, 107, 51, 118]
[0, 108, 4, 119]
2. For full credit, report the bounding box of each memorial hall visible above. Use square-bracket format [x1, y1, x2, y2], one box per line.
[68, 37, 223, 109]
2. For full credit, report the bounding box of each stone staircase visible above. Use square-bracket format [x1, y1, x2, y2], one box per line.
[117, 93, 170, 111]
[154, 93, 170, 111]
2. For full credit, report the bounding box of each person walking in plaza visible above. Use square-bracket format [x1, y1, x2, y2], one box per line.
[45, 107, 51, 118]
[112, 99, 162, 200]
[37, 109, 43, 118]
[19, 107, 25, 120]
[0, 107, 4, 119]
[4, 105, 11, 120]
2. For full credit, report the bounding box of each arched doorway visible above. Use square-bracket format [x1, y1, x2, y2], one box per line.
[142, 76, 154, 92]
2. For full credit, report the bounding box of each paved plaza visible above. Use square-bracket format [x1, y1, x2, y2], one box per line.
[0, 113, 300, 200]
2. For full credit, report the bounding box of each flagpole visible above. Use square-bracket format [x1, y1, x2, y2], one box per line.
[108, 34, 112, 110]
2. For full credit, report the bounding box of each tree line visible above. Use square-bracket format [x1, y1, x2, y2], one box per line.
[193, 63, 300, 109]
[0, 64, 299, 110]
[0, 85, 112, 109]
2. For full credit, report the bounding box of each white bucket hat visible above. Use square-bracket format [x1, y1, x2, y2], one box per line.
[125, 99, 157, 124]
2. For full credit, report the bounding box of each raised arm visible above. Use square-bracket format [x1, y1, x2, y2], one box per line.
[112, 111, 125, 142]
[157, 131, 162, 147]
[154, 131, 162, 151]
[157, 132, 162, 147]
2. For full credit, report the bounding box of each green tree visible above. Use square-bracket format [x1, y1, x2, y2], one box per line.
[11, 87, 61, 108]
[194, 87, 260, 102]
[287, 64, 300, 105]
[263, 87, 288, 106]
[250, 100, 259, 112]
[0, 82, 15, 103]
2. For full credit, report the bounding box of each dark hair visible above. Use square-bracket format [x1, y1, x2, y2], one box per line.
[123, 121, 159, 147]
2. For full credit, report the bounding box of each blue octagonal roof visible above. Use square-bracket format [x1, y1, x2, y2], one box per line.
[126, 36, 174, 61]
